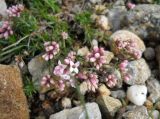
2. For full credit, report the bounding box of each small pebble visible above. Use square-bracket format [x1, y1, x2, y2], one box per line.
[61, 97, 72, 108]
[111, 90, 126, 99]
[144, 99, 153, 110]
[144, 47, 155, 60]
[98, 84, 111, 96]
[127, 85, 147, 106]
[151, 110, 159, 119]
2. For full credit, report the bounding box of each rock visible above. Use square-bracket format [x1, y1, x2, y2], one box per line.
[109, 30, 146, 59]
[0, 64, 29, 119]
[144, 99, 153, 110]
[107, 4, 160, 40]
[135, 0, 154, 4]
[96, 15, 110, 30]
[127, 85, 147, 106]
[156, 101, 160, 111]
[111, 90, 126, 99]
[77, 47, 89, 56]
[144, 47, 155, 60]
[146, 78, 160, 103]
[155, 46, 160, 75]
[79, 82, 88, 95]
[104, 51, 114, 64]
[124, 58, 151, 85]
[151, 110, 159, 119]
[96, 95, 122, 118]
[98, 84, 111, 96]
[28, 55, 50, 91]
[0, 0, 7, 18]
[122, 106, 149, 119]
[90, 0, 101, 4]
[49, 102, 102, 119]
[61, 97, 72, 108]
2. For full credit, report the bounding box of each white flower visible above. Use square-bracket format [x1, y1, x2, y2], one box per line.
[69, 61, 80, 74]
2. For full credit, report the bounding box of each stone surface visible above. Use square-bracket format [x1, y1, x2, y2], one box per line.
[146, 78, 160, 103]
[155, 46, 160, 76]
[28, 55, 50, 91]
[127, 85, 147, 106]
[0, 0, 7, 18]
[104, 51, 114, 64]
[96, 95, 122, 118]
[111, 90, 126, 99]
[108, 4, 160, 40]
[98, 84, 111, 96]
[0, 64, 29, 119]
[61, 97, 72, 108]
[122, 106, 149, 119]
[49, 102, 102, 119]
[151, 110, 159, 119]
[124, 58, 151, 85]
[96, 15, 110, 30]
[144, 47, 155, 60]
[79, 82, 88, 95]
[109, 30, 146, 59]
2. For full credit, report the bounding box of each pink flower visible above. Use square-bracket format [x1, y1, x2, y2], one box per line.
[58, 80, 65, 91]
[87, 46, 106, 69]
[53, 61, 67, 76]
[64, 51, 76, 64]
[87, 73, 99, 92]
[80, 72, 99, 92]
[76, 72, 87, 80]
[42, 41, 59, 61]
[61, 32, 68, 40]
[115, 38, 142, 59]
[0, 21, 13, 39]
[127, 2, 136, 9]
[119, 60, 128, 71]
[119, 60, 132, 81]
[41, 75, 54, 87]
[7, 4, 24, 17]
[106, 74, 117, 88]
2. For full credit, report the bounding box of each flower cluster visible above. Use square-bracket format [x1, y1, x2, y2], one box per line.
[105, 74, 117, 88]
[42, 41, 59, 61]
[7, 4, 24, 17]
[77, 72, 99, 92]
[86, 46, 106, 69]
[119, 60, 131, 81]
[61, 32, 68, 40]
[0, 21, 13, 39]
[64, 51, 76, 65]
[53, 60, 80, 91]
[115, 38, 142, 59]
[41, 75, 54, 87]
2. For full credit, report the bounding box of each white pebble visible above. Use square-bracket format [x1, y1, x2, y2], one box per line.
[61, 97, 72, 108]
[127, 85, 147, 106]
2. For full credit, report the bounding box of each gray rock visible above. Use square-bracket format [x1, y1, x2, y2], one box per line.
[96, 95, 122, 118]
[135, 0, 154, 4]
[89, 0, 101, 4]
[146, 78, 160, 103]
[0, 0, 7, 18]
[151, 110, 159, 119]
[124, 58, 151, 85]
[144, 47, 155, 60]
[28, 55, 50, 90]
[49, 102, 102, 119]
[108, 4, 160, 40]
[122, 106, 149, 119]
[111, 90, 126, 99]
[155, 46, 160, 76]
